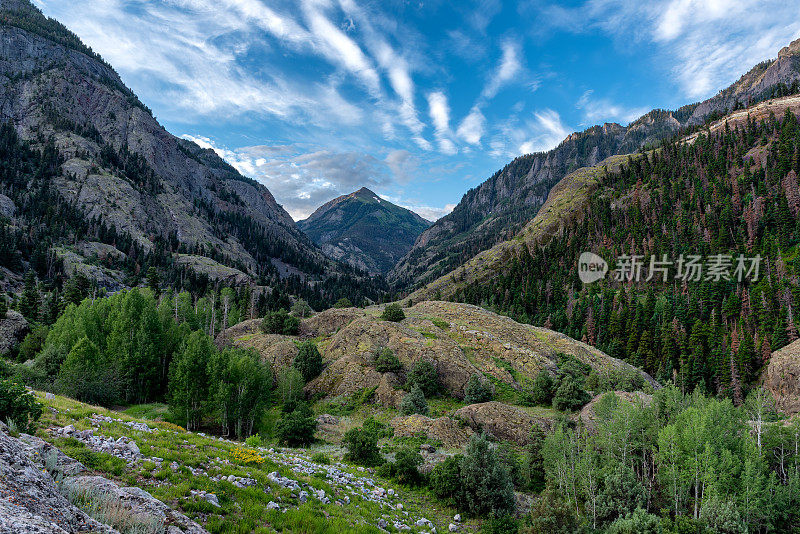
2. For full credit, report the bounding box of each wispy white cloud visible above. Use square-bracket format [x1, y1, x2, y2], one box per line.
[427, 91, 457, 155]
[576, 90, 648, 124]
[456, 106, 486, 146]
[489, 109, 571, 158]
[481, 39, 523, 100]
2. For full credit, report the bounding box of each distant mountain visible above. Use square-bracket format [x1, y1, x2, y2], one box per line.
[388, 37, 800, 290]
[0, 0, 383, 306]
[298, 188, 430, 274]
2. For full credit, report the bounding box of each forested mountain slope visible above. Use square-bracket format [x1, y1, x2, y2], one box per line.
[389, 37, 800, 291]
[0, 0, 383, 306]
[431, 101, 800, 398]
[298, 187, 430, 274]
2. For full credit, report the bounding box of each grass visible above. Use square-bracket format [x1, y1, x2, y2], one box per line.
[30, 391, 478, 534]
[122, 403, 172, 421]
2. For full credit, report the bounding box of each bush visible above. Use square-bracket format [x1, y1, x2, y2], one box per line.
[384, 447, 423, 486]
[244, 434, 264, 448]
[464, 373, 493, 404]
[333, 298, 353, 308]
[460, 434, 516, 517]
[429, 455, 462, 503]
[311, 452, 331, 464]
[294, 341, 323, 382]
[374, 348, 402, 373]
[481, 514, 519, 534]
[406, 360, 439, 397]
[343, 418, 385, 466]
[275, 402, 317, 446]
[522, 489, 581, 534]
[528, 370, 555, 406]
[0, 379, 42, 433]
[606, 508, 661, 534]
[400, 385, 429, 416]
[381, 303, 405, 322]
[261, 309, 300, 335]
[552, 375, 591, 411]
[17, 324, 48, 362]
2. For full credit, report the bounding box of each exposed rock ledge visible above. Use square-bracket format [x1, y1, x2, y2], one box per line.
[764, 339, 800, 415]
[0, 422, 207, 534]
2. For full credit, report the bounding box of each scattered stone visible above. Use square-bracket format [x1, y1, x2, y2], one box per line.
[449, 523, 459, 532]
[453, 514, 461, 522]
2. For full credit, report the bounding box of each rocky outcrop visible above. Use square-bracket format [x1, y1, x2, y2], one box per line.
[390, 414, 474, 449]
[453, 402, 554, 446]
[306, 313, 480, 401]
[299, 307, 365, 338]
[0, 309, 28, 356]
[0, 420, 208, 534]
[764, 339, 800, 414]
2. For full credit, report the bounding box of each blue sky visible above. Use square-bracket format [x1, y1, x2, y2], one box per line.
[36, 0, 800, 221]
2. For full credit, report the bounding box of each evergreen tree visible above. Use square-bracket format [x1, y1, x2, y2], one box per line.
[294, 340, 323, 382]
[400, 385, 428, 415]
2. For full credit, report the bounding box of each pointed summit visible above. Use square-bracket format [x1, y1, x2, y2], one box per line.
[299, 189, 430, 274]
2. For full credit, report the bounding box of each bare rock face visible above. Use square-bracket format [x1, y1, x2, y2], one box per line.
[0, 425, 115, 533]
[390, 414, 474, 449]
[453, 402, 554, 446]
[578, 391, 653, 433]
[226, 331, 298, 379]
[0, 309, 29, 356]
[764, 339, 800, 414]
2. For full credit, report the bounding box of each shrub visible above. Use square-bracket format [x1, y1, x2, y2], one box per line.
[606, 508, 661, 534]
[261, 309, 300, 335]
[311, 452, 331, 464]
[333, 298, 353, 308]
[374, 347, 402, 373]
[400, 385, 429, 416]
[17, 324, 48, 362]
[522, 489, 581, 534]
[0, 379, 42, 433]
[464, 373, 493, 404]
[528, 370, 555, 406]
[387, 447, 423, 486]
[406, 360, 439, 397]
[343, 418, 385, 466]
[381, 303, 405, 322]
[481, 514, 519, 534]
[429, 455, 462, 503]
[244, 434, 264, 448]
[230, 447, 265, 466]
[460, 433, 516, 517]
[294, 341, 323, 382]
[552, 375, 591, 411]
[275, 402, 317, 447]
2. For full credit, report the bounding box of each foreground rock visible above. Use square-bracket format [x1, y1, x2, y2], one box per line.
[0, 421, 208, 534]
[453, 402, 554, 445]
[764, 339, 800, 414]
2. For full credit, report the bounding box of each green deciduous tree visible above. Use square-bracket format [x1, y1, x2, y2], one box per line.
[168, 330, 214, 430]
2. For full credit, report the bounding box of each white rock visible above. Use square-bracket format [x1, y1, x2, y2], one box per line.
[453, 514, 461, 522]
[448, 524, 459, 532]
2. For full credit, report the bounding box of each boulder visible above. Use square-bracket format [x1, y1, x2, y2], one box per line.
[764, 339, 800, 414]
[453, 402, 555, 445]
[300, 307, 365, 338]
[0, 310, 28, 356]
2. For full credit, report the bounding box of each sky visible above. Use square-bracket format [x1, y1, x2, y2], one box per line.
[36, 0, 800, 222]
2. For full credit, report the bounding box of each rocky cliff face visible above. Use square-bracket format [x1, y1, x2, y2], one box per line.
[298, 188, 430, 274]
[0, 0, 336, 286]
[389, 39, 800, 291]
[764, 338, 800, 415]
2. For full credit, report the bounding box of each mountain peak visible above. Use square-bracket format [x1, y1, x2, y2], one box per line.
[779, 36, 800, 59]
[353, 187, 378, 198]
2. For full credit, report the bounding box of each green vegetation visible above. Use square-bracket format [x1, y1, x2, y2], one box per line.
[275, 402, 317, 446]
[0, 378, 42, 432]
[294, 341, 323, 382]
[406, 360, 440, 397]
[334, 297, 353, 308]
[381, 303, 406, 322]
[344, 418, 387, 467]
[374, 347, 402, 373]
[464, 374, 493, 404]
[400, 385, 429, 416]
[261, 309, 300, 335]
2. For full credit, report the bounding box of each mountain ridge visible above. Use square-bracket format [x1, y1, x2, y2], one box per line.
[389, 36, 800, 290]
